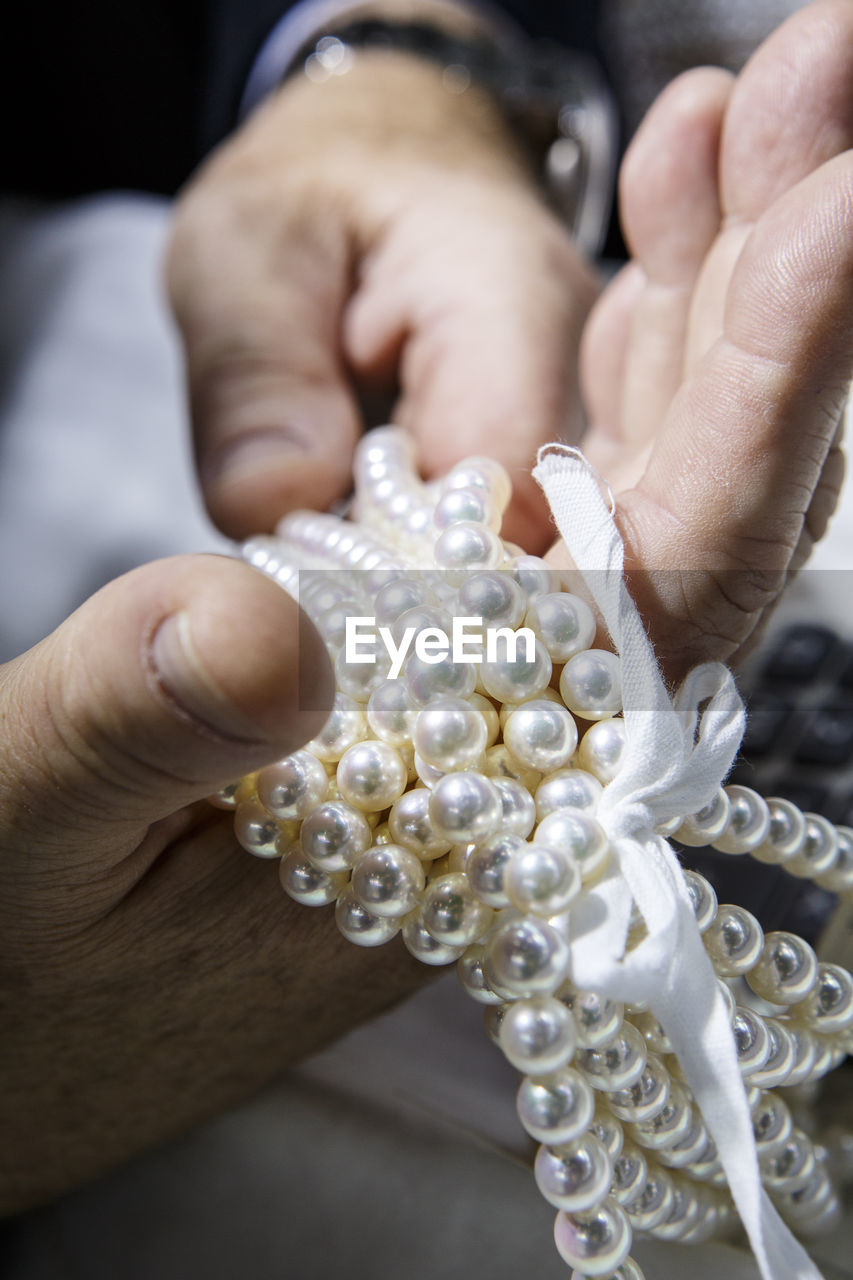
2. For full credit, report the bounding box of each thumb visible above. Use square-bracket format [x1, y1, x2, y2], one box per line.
[0, 554, 333, 858]
[167, 188, 361, 540]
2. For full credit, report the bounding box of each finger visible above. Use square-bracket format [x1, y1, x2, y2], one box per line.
[345, 186, 599, 551]
[618, 153, 853, 673]
[167, 182, 361, 539]
[616, 67, 734, 447]
[685, 0, 853, 369]
[579, 260, 646, 487]
[0, 555, 333, 862]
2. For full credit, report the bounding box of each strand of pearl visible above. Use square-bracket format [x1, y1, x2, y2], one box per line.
[215, 427, 852, 1280]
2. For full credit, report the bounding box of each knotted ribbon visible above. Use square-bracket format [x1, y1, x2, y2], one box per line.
[532, 445, 824, 1280]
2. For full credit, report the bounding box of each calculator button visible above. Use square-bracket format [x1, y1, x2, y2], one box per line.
[741, 694, 794, 757]
[762, 625, 839, 682]
[794, 703, 853, 766]
[770, 777, 831, 816]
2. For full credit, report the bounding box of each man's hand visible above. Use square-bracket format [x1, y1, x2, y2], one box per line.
[562, 0, 853, 678]
[0, 555, 427, 1216]
[167, 48, 597, 550]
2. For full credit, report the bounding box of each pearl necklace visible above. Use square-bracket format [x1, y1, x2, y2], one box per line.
[211, 428, 853, 1279]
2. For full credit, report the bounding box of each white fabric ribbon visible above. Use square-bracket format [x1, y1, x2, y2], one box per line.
[532, 445, 824, 1280]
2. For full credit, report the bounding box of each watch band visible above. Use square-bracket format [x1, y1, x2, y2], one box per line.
[249, 9, 617, 258]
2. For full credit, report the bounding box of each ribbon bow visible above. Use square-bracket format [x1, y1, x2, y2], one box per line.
[532, 445, 824, 1280]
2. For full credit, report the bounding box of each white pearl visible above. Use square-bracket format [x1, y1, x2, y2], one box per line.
[732, 1008, 772, 1076]
[351, 842, 426, 917]
[633, 1081, 693, 1152]
[457, 943, 506, 1004]
[366, 679, 419, 748]
[505, 842, 581, 916]
[433, 521, 504, 580]
[433, 485, 500, 531]
[480, 636, 553, 704]
[483, 743, 542, 793]
[492, 776, 537, 837]
[390, 603, 451, 647]
[420, 873, 492, 947]
[300, 799, 373, 872]
[525, 591, 596, 662]
[630, 1010, 672, 1054]
[207, 779, 244, 810]
[535, 1133, 612, 1212]
[560, 649, 622, 720]
[535, 810, 610, 881]
[256, 750, 329, 820]
[714, 785, 770, 854]
[307, 692, 367, 762]
[657, 1117, 709, 1169]
[681, 870, 718, 933]
[749, 1018, 797, 1089]
[387, 787, 451, 861]
[553, 1199, 632, 1276]
[816, 824, 853, 893]
[796, 962, 853, 1034]
[703, 905, 764, 976]
[314, 597, 365, 650]
[576, 717, 627, 783]
[750, 1089, 793, 1159]
[622, 1170, 674, 1231]
[516, 1068, 595, 1145]
[334, 645, 390, 702]
[576, 1022, 648, 1092]
[414, 697, 488, 771]
[336, 741, 408, 812]
[466, 833, 524, 907]
[334, 884, 402, 946]
[508, 555, 562, 600]
[442, 457, 511, 512]
[428, 771, 502, 843]
[608, 1053, 671, 1123]
[535, 769, 603, 820]
[404, 652, 478, 706]
[570, 1261, 645, 1280]
[413, 752, 446, 788]
[402, 908, 467, 965]
[455, 570, 526, 629]
[374, 577, 431, 626]
[234, 797, 288, 858]
[559, 989, 624, 1049]
[611, 1141, 648, 1204]
[751, 796, 807, 864]
[279, 848, 347, 906]
[673, 787, 731, 847]
[649, 1180, 703, 1241]
[590, 1102, 625, 1159]
[498, 686, 563, 730]
[504, 700, 578, 773]
[785, 812, 839, 878]
[469, 692, 500, 745]
[746, 931, 818, 1005]
[499, 995, 578, 1074]
[484, 917, 570, 996]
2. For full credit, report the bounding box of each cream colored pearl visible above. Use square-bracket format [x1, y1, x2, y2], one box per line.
[559, 649, 622, 720]
[336, 741, 408, 812]
[576, 717, 627, 783]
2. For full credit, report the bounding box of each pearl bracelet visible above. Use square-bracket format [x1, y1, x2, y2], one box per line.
[211, 427, 852, 1279]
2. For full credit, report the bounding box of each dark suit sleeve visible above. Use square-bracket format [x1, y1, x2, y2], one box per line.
[0, 1, 605, 200]
[199, 0, 608, 154]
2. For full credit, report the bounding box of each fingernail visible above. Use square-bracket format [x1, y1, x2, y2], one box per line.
[203, 426, 313, 488]
[150, 612, 266, 741]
